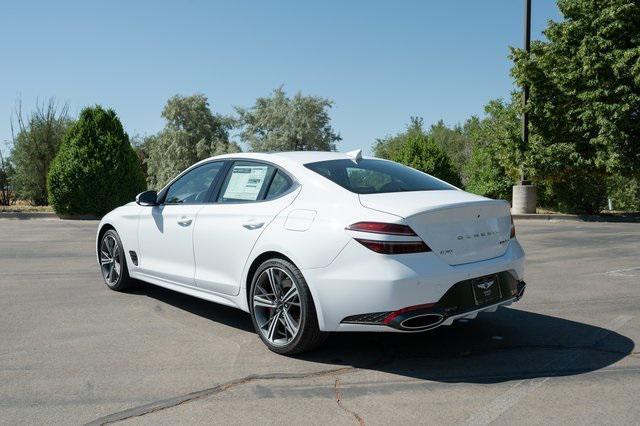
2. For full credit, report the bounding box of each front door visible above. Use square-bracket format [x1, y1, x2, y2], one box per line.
[137, 161, 226, 285]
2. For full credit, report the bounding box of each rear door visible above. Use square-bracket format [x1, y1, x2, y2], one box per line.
[193, 161, 298, 295]
[137, 161, 226, 285]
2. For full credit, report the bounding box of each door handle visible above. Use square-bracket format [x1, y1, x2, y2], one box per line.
[177, 216, 193, 226]
[242, 221, 264, 230]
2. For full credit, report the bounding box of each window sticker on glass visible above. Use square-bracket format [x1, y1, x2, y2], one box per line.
[223, 165, 269, 200]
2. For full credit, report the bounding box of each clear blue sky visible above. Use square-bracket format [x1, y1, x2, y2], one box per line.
[1, 0, 560, 154]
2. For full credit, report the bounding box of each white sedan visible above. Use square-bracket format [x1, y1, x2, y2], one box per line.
[97, 150, 526, 354]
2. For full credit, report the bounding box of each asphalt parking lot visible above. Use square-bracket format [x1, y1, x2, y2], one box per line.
[1, 218, 639, 425]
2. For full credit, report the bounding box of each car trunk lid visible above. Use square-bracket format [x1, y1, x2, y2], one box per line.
[358, 190, 512, 265]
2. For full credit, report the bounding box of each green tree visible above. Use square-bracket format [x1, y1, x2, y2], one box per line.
[0, 148, 13, 206]
[375, 118, 473, 185]
[511, 0, 640, 212]
[464, 137, 512, 200]
[464, 96, 532, 201]
[236, 87, 341, 152]
[145, 94, 239, 188]
[373, 133, 405, 161]
[428, 120, 473, 184]
[374, 116, 427, 161]
[10, 99, 73, 205]
[47, 106, 146, 217]
[130, 134, 150, 182]
[377, 117, 461, 187]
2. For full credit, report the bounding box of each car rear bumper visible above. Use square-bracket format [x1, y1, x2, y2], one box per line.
[302, 238, 525, 332]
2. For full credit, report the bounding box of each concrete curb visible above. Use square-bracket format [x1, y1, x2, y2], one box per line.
[513, 213, 640, 223]
[0, 212, 58, 219]
[0, 212, 101, 220]
[57, 214, 99, 220]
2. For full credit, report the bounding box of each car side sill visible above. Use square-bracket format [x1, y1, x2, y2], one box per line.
[131, 272, 244, 311]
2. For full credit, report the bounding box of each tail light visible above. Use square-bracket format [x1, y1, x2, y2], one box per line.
[347, 221, 431, 254]
[346, 222, 417, 236]
[510, 215, 516, 238]
[354, 239, 430, 254]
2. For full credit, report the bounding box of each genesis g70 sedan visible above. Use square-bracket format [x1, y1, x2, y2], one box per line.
[96, 150, 526, 354]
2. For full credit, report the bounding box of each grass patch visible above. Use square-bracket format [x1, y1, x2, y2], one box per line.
[0, 202, 54, 213]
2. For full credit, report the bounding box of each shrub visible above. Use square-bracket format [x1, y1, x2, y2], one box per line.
[607, 175, 640, 212]
[47, 106, 146, 217]
[551, 172, 608, 215]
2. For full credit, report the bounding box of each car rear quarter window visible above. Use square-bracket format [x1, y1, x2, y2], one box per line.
[265, 170, 292, 200]
[305, 159, 454, 194]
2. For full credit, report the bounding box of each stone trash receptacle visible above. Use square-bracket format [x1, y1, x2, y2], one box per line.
[512, 182, 537, 214]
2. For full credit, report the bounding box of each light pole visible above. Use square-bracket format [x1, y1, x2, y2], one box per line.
[512, 0, 537, 214]
[522, 0, 531, 181]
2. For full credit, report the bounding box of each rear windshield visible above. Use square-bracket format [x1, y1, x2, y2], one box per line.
[304, 159, 455, 194]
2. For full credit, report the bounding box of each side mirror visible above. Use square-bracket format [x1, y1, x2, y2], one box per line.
[136, 190, 158, 206]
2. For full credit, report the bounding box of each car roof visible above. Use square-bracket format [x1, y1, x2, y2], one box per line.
[199, 150, 371, 166]
[162, 150, 384, 194]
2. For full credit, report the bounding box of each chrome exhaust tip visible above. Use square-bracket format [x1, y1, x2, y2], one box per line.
[398, 313, 445, 331]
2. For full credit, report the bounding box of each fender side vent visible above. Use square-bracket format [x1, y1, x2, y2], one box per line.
[129, 251, 138, 266]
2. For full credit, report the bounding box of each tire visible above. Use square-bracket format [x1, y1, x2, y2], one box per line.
[98, 229, 134, 291]
[249, 258, 327, 355]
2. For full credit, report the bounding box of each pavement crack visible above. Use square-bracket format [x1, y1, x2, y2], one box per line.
[334, 377, 366, 426]
[86, 367, 353, 425]
[87, 336, 394, 425]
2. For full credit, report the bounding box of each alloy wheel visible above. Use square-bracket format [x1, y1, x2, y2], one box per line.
[253, 266, 302, 346]
[100, 234, 121, 285]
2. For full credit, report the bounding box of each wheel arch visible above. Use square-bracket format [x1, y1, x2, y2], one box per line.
[96, 223, 116, 258]
[244, 250, 295, 307]
[243, 250, 326, 329]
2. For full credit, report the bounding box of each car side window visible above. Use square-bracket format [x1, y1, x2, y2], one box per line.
[164, 162, 224, 205]
[219, 161, 274, 203]
[265, 170, 292, 200]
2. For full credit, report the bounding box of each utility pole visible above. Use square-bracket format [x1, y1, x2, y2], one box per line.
[521, 0, 531, 183]
[512, 0, 537, 213]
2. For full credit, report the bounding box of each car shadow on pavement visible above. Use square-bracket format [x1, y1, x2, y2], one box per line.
[129, 280, 255, 333]
[302, 308, 635, 384]
[130, 281, 634, 384]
